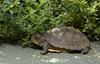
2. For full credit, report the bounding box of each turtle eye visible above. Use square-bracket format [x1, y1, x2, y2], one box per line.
[33, 35, 38, 39]
[35, 34, 41, 39]
[35, 36, 39, 39]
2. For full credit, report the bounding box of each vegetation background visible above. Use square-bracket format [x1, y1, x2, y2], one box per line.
[0, 0, 100, 46]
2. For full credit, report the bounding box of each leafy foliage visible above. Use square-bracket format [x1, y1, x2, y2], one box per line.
[0, 0, 100, 45]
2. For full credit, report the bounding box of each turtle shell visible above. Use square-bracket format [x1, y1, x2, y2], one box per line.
[43, 26, 91, 51]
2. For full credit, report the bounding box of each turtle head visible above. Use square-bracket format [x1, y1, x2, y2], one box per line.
[31, 34, 43, 46]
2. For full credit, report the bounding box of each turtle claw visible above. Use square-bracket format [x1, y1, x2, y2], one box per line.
[40, 51, 48, 55]
[81, 48, 90, 54]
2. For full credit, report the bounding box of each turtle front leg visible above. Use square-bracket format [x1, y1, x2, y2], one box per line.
[40, 41, 49, 55]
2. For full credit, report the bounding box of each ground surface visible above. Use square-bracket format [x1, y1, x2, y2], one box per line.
[0, 41, 100, 64]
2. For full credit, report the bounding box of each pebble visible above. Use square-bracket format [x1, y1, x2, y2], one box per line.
[74, 56, 80, 58]
[49, 58, 60, 63]
[16, 57, 21, 60]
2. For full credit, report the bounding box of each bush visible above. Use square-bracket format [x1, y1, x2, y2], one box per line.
[0, 0, 100, 45]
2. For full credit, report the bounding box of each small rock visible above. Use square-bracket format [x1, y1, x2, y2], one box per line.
[49, 58, 60, 63]
[37, 56, 41, 58]
[32, 54, 36, 58]
[86, 56, 91, 57]
[97, 56, 100, 58]
[0, 51, 3, 54]
[41, 59, 49, 62]
[32, 61, 34, 63]
[16, 57, 21, 60]
[74, 56, 80, 58]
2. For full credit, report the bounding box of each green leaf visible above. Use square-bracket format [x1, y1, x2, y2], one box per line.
[95, 27, 100, 34]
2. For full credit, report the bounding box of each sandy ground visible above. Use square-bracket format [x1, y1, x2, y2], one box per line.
[0, 41, 100, 64]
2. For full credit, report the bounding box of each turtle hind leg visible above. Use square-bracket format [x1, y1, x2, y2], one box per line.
[81, 47, 90, 54]
[40, 41, 50, 55]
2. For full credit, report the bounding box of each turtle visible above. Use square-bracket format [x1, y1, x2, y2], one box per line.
[31, 26, 91, 55]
